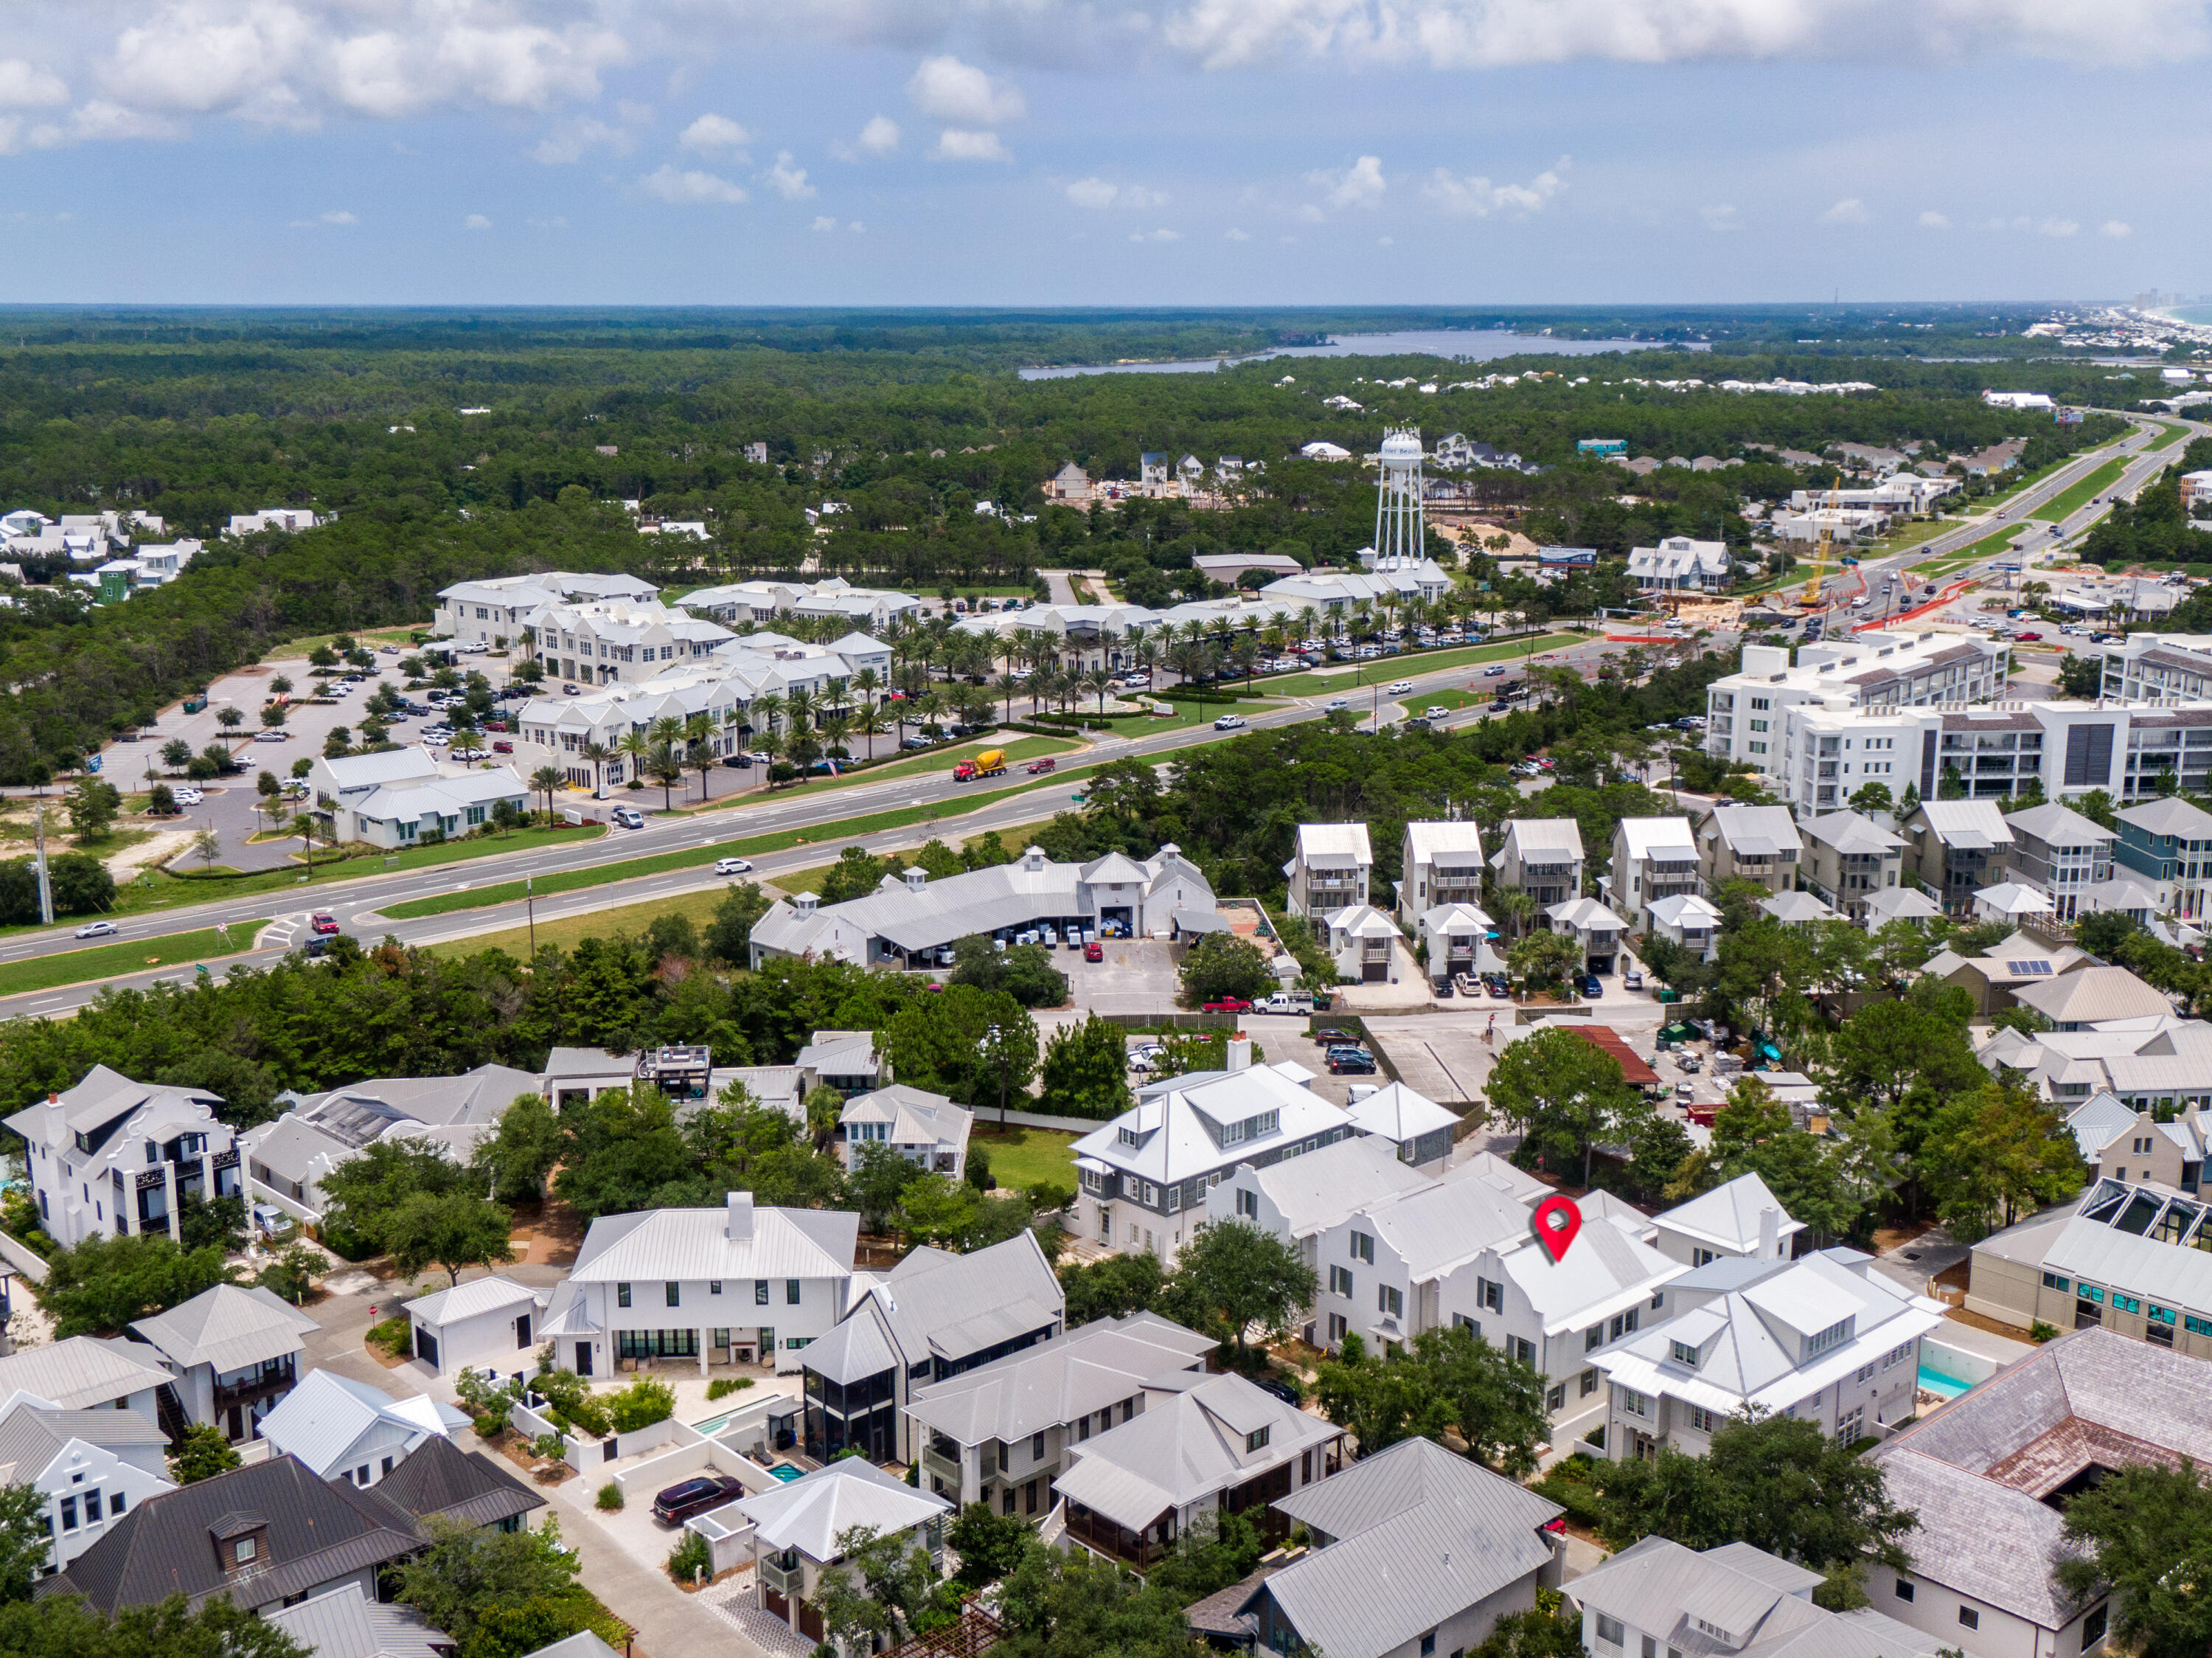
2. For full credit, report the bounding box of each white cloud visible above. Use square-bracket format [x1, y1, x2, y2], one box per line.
[1065, 176, 1167, 209]
[0, 60, 70, 108]
[2039, 215, 2079, 236]
[907, 55, 1023, 125]
[812, 215, 837, 231]
[2100, 219, 2132, 237]
[639, 162, 746, 204]
[1377, 234, 1392, 244]
[288, 207, 356, 226]
[1820, 197, 1870, 223]
[527, 215, 567, 229]
[1157, 0, 2201, 71]
[531, 116, 637, 165]
[1699, 203, 1740, 231]
[1422, 155, 1567, 217]
[1919, 209, 1950, 228]
[933, 128, 1009, 162]
[1294, 202, 1324, 223]
[1308, 153, 1385, 209]
[764, 149, 814, 198]
[848, 220, 864, 233]
[679, 112, 749, 155]
[464, 212, 491, 229]
[1126, 226, 1180, 240]
[1225, 226, 1251, 240]
[832, 114, 900, 161]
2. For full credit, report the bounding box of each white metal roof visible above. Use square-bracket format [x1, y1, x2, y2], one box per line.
[735, 1456, 949, 1561]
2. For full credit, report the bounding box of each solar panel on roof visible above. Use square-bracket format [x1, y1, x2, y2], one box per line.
[2006, 960, 2053, 975]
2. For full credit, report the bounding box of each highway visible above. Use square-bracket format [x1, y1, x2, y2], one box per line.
[0, 412, 2195, 1020]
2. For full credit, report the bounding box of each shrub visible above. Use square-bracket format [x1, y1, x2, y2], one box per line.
[666, 1530, 712, 1586]
[2031, 1321, 2061, 1343]
[605, 1376, 677, 1435]
[530, 1432, 568, 1465]
[597, 1482, 624, 1511]
[366, 1313, 412, 1355]
[706, 1376, 754, 1403]
[535, 1369, 611, 1437]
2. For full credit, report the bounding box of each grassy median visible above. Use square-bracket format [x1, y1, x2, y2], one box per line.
[0, 919, 271, 999]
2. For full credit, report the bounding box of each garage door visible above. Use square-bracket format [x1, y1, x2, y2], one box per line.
[1363, 961, 1388, 982]
[414, 1328, 439, 1368]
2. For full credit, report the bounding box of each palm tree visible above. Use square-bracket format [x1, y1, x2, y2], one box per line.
[850, 700, 887, 762]
[647, 742, 685, 811]
[916, 690, 949, 739]
[580, 740, 613, 798]
[754, 726, 787, 782]
[1023, 666, 1050, 718]
[617, 729, 650, 791]
[528, 766, 563, 825]
[684, 712, 717, 802]
[1082, 670, 1113, 716]
[993, 673, 1020, 724]
[1133, 636, 1159, 691]
[850, 667, 882, 712]
[821, 714, 852, 769]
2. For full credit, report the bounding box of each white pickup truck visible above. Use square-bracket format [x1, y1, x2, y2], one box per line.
[1255, 992, 1316, 1015]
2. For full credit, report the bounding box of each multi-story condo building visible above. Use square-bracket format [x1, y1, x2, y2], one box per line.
[1490, 819, 1585, 916]
[1705, 633, 2010, 771]
[2099, 631, 2212, 704]
[2113, 795, 2212, 922]
[1398, 821, 1487, 927]
[2001, 802, 2115, 921]
[1606, 817, 1700, 932]
[434, 572, 658, 643]
[525, 597, 734, 686]
[1285, 823, 1373, 922]
[1798, 811, 1905, 922]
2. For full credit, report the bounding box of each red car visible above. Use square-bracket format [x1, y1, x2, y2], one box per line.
[1026, 757, 1057, 774]
[1084, 941, 1103, 962]
[1201, 997, 1253, 1013]
[492, 739, 514, 754]
[310, 912, 340, 937]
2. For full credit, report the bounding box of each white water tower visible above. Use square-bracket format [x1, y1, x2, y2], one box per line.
[1371, 427, 1425, 565]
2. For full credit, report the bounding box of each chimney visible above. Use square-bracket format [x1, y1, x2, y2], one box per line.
[1759, 1206, 1779, 1260]
[795, 892, 818, 916]
[46, 1092, 58, 1105]
[904, 867, 927, 892]
[1227, 1038, 1251, 1073]
[726, 1191, 754, 1241]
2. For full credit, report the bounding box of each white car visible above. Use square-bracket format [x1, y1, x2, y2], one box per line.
[74, 920, 119, 940]
[1388, 680, 1414, 694]
[1425, 706, 1450, 718]
[174, 787, 204, 805]
[254, 729, 286, 742]
[1213, 713, 1247, 730]
[1324, 698, 1350, 711]
[714, 857, 754, 875]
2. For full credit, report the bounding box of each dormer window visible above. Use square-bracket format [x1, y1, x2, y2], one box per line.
[1671, 1339, 1702, 1366]
[1245, 1426, 1270, 1452]
[212, 1514, 271, 1573]
[1805, 1317, 1853, 1357]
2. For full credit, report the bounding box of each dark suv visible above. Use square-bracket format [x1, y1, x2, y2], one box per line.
[652, 1474, 748, 1524]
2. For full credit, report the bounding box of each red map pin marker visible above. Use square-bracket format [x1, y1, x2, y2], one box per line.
[1531, 1195, 1583, 1264]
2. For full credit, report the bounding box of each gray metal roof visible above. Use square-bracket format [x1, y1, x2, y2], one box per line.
[734, 1454, 949, 1561]
[1234, 1137, 1433, 1239]
[570, 1198, 859, 1284]
[1253, 1438, 1561, 1658]
[2011, 965, 2174, 1024]
[406, 1274, 546, 1331]
[370, 1434, 545, 1530]
[1568, 1536, 1932, 1658]
[905, 1314, 1214, 1446]
[257, 1370, 468, 1480]
[1800, 812, 1902, 857]
[1703, 805, 1802, 858]
[0, 1403, 167, 1482]
[1051, 1373, 1340, 1531]
[0, 1337, 174, 1410]
[131, 1284, 321, 1373]
[263, 1584, 449, 1658]
[1655, 1173, 1807, 1255]
[518, 1636, 625, 1658]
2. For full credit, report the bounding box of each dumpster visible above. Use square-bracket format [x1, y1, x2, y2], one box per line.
[182, 696, 208, 714]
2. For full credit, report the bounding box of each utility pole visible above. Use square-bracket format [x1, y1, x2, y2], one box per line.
[526, 875, 536, 956]
[32, 804, 52, 925]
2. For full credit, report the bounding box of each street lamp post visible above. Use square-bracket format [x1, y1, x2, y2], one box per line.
[986, 1023, 1009, 1128]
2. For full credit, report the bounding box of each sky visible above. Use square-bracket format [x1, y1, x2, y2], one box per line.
[0, 0, 2205, 306]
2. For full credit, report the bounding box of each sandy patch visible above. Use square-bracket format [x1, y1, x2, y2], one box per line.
[107, 826, 197, 882]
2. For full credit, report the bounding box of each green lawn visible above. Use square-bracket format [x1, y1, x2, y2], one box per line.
[2148, 421, 2193, 450]
[2034, 459, 2128, 522]
[425, 889, 730, 960]
[0, 919, 271, 998]
[1404, 687, 1487, 712]
[1256, 634, 1580, 697]
[0, 822, 608, 944]
[379, 769, 1113, 920]
[971, 1125, 1082, 1190]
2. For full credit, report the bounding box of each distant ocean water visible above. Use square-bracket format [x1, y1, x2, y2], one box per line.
[1018, 327, 1694, 380]
[2169, 305, 2212, 326]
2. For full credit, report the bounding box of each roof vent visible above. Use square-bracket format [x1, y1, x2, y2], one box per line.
[726, 1190, 754, 1241]
[1024, 846, 1046, 871]
[904, 867, 928, 892]
[795, 892, 818, 916]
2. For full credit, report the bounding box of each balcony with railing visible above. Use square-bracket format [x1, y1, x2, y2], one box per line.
[213, 1357, 296, 1413]
[758, 1552, 804, 1599]
[920, 1441, 964, 1489]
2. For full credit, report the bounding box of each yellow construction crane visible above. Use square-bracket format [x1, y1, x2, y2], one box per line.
[1800, 486, 1843, 608]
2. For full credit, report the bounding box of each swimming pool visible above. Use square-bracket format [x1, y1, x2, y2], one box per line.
[691, 1409, 741, 1437]
[1917, 1364, 1975, 1401]
[768, 1463, 804, 1482]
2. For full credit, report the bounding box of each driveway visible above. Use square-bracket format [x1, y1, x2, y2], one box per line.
[1065, 936, 1185, 1016]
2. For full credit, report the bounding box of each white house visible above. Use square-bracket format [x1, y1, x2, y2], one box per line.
[226, 507, 321, 536]
[838, 1085, 971, 1182]
[406, 1276, 549, 1378]
[1310, 1160, 1686, 1451]
[1590, 1247, 1945, 1460]
[1546, 897, 1630, 976]
[1492, 819, 1585, 914]
[1649, 1173, 1806, 1268]
[0, 1339, 173, 1429]
[538, 1191, 858, 1376]
[1399, 821, 1487, 928]
[739, 1458, 952, 1644]
[129, 1283, 323, 1444]
[1323, 903, 1405, 983]
[1571, 1537, 1941, 1658]
[1607, 817, 1701, 932]
[257, 1369, 472, 1486]
[307, 749, 530, 850]
[1627, 537, 1731, 592]
[1646, 893, 1723, 959]
[1285, 823, 1374, 922]
[5, 1068, 240, 1249]
[0, 1394, 173, 1574]
[1418, 901, 1500, 985]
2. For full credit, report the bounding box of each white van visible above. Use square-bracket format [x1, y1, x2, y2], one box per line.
[611, 805, 645, 829]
